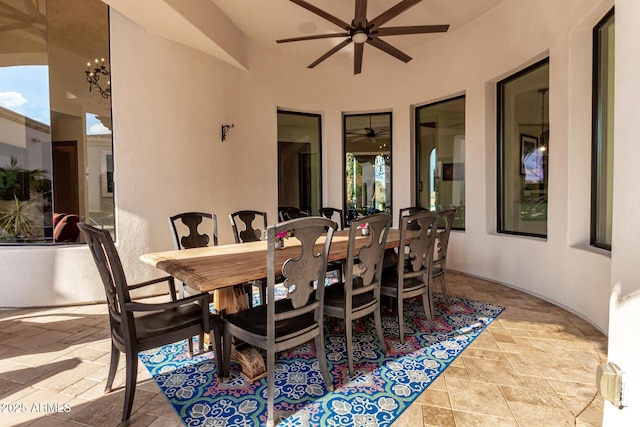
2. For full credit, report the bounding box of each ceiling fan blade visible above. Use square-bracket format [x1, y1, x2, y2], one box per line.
[367, 37, 412, 63]
[308, 38, 352, 68]
[0, 22, 30, 32]
[369, 0, 422, 30]
[289, 0, 352, 30]
[277, 32, 349, 43]
[23, 0, 45, 24]
[0, 2, 26, 16]
[354, 0, 367, 27]
[376, 25, 449, 36]
[354, 42, 364, 74]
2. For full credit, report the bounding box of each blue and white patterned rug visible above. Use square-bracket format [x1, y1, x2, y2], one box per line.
[140, 294, 503, 427]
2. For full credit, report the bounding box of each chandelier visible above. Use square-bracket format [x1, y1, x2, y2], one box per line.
[85, 58, 110, 98]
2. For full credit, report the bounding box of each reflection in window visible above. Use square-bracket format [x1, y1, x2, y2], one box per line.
[0, 0, 113, 243]
[591, 9, 614, 250]
[277, 110, 322, 215]
[497, 59, 549, 237]
[344, 112, 392, 223]
[416, 96, 466, 229]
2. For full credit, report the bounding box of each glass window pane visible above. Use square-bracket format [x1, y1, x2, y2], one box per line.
[498, 59, 549, 237]
[416, 96, 466, 229]
[277, 111, 322, 215]
[0, 0, 114, 244]
[591, 9, 614, 250]
[0, 1, 53, 242]
[344, 112, 392, 222]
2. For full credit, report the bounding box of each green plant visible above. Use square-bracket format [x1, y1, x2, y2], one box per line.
[0, 195, 36, 238]
[0, 156, 46, 201]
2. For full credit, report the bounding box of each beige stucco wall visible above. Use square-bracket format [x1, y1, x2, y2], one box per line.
[0, 0, 613, 344]
[605, 0, 640, 422]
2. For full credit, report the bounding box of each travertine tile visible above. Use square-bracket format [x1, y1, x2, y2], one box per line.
[445, 377, 512, 418]
[508, 401, 575, 426]
[451, 410, 518, 427]
[500, 384, 566, 408]
[462, 357, 524, 387]
[422, 404, 455, 427]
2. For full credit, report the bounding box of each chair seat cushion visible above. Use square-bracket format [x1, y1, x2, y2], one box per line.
[432, 266, 444, 277]
[132, 303, 205, 349]
[380, 274, 426, 293]
[324, 281, 374, 310]
[224, 299, 315, 339]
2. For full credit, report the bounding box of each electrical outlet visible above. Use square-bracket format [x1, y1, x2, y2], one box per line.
[596, 362, 626, 408]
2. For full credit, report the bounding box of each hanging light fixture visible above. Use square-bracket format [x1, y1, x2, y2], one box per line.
[86, 58, 110, 98]
[538, 88, 548, 152]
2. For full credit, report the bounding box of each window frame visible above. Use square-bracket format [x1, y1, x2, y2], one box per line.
[414, 94, 466, 230]
[342, 111, 393, 221]
[496, 57, 550, 238]
[276, 109, 323, 215]
[590, 7, 615, 251]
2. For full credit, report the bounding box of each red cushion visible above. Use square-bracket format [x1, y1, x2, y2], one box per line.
[54, 213, 80, 242]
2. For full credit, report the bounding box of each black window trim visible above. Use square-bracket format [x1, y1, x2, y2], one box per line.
[496, 57, 550, 238]
[590, 7, 615, 251]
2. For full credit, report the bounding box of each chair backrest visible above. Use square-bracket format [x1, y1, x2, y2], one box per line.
[398, 210, 440, 280]
[319, 207, 345, 230]
[278, 207, 310, 222]
[168, 212, 218, 249]
[77, 222, 134, 346]
[398, 206, 428, 229]
[345, 213, 392, 296]
[435, 208, 456, 265]
[266, 217, 337, 324]
[229, 210, 268, 243]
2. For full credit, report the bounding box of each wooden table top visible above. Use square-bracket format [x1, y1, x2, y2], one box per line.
[140, 229, 405, 293]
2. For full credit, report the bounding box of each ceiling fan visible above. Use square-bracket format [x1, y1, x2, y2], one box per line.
[276, 0, 449, 74]
[347, 115, 390, 142]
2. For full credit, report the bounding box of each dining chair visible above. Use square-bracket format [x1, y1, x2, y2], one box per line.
[229, 210, 268, 243]
[168, 212, 224, 352]
[397, 206, 428, 229]
[324, 213, 391, 377]
[433, 208, 457, 305]
[77, 222, 218, 425]
[222, 216, 337, 427]
[168, 212, 218, 298]
[380, 210, 440, 342]
[278, 206, 310, 222]
[169, 211, 218, 249]
[229, 210, 269, 305]
[319, 207, 345, 230]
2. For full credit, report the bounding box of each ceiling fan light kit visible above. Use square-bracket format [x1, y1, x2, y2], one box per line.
[277, 0, 449, 74]
[351, 29, 368, 44]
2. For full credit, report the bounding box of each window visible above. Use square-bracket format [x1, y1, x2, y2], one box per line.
[277, 110, 322, 215]
[591, 8, 614, 250]
[0, 0, 114, 243]
[343, 112, 392, 223]
[416, 96, 466, 229]
[497, 59, 549, 237]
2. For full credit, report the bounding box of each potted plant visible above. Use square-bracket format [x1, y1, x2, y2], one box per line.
[0, 195, 36, 240]
[0, 156, 50, 241]
[274, 230, 292, 249]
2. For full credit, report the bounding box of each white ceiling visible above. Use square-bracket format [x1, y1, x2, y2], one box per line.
[211, 0, 503, 65]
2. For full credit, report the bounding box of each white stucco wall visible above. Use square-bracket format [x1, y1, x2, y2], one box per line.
[0, 0, 614, 345]
[604, 0, 640, 423]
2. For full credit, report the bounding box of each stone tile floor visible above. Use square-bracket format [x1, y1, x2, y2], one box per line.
[0, 272, 607, 426]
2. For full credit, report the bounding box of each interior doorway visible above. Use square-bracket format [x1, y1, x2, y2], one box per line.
[52, 141, 79, 214]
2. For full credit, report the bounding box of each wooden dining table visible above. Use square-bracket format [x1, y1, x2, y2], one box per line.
[140, 229, 406, 295]
[139, 228, 408, 380]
